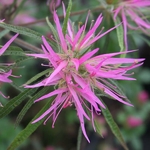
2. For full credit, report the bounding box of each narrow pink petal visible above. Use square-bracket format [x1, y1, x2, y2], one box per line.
[0, 33, 19, 55]
[82, 24, 120, 49]
[72, 25, 84, 51]
[45, 61, 67, 85]
[34, 88, 67, 102]
[96, 81, 133, 106]
[71, 58, 79, 70]
[77, 111, 90, 143]
[26, 53, 48, 59]
[113, 6, 122, 20]
[32, 98, 61, 123]
[79, 14, 103, 49]
[53, 11, 67, 52]
[68, 85, 90, 120]
[77, 89, 101, 112]
[102, 58, 144, 65]
[128, 9, 150, 28]
[79, 48, 99, 64]
[72, 73, 87, 89]
[42, 36, 60, 60]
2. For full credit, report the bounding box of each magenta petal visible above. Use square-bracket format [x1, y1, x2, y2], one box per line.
[0, 33, 19, 56]
[45, 61, 68, 85]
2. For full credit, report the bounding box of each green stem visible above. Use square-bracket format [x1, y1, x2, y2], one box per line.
[77, 126, 82, 150]
[5, 34, 42, 53]
[11, 0, 27, 20]
[17, 6, 105, 26]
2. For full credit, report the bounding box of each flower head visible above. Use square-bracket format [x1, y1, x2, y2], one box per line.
[127, 116, 143, 128]
[25, 7, 144, 142]
[113, 0, 150, 50]
[0, 33, 18, 101]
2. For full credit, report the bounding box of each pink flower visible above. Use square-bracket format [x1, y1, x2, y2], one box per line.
[0, 0, 14, 5]
[0, 33, 18, 101]
[13, 13, 36, 24]
[47, 0, 61, 13]
[25, 7, 144, 142]
[138, 90, 149, 103]
[127, 116, 143, 127]
[113, 0, 150, 50]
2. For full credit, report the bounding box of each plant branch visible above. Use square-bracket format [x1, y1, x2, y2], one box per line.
[77, 126, 82, 150]
[17, 6, 105, 26]
[5, 33, 43, 53]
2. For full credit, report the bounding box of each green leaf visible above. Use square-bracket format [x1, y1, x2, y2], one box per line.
[23, 68, 51, 85]
[0, 22, 56, 47]
[15, 87, 50, 127]
[0, 29, 9, 39]
[94, 119, 103, 137]
[5, 56, 34, 71]
[2, 46, 25, 56]
[0, 22, 42, 40]
[114, 17, 126, 57]
[106, 79, 130, 102]
[0, 88, 37, 118]
[100, 100, 128, 150]
[62, 0, 72, 35]
[46, 17, 61, 52]
[7, 96, 55, 150]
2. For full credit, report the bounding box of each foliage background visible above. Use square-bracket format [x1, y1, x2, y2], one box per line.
[0, 0, 150, 150]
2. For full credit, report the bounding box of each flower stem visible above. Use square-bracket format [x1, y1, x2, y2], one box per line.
[77, 126, 82, 150]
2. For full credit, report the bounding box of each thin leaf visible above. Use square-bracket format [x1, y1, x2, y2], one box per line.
[100, 98, 128, 150]
[114, 17, 125, 52]
[106, 79, 130, 102]
[6, 56, 34, 71]
[46, 17, 61, 52]
[2, 46, 25, 56]
[23, 68, 51, 85]
[7, 96, 55, 150]
[0, 29, 9, 39]
[15, 87, 50, 127]
[94, 119, 103, 137]
[0, 88, 37, 118]
[0, 22, 56, 47]
[62, 0, 72, 35]
[114, 17, 126, 58]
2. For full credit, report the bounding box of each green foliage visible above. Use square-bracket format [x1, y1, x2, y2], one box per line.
[15, 87, 50, 127]
[23, 68, 51, 85]
[100, 99, 128, 150]
[0, 29, 10, 39]
[0, 22, 56, 48]
[0, 88, 37, 118]
[113, 17, 126, 57]
[2, 46, 25, 56]
[62, 0, 72, 35]
[0, 118, 23, 150]
[7, 96, 55, 150]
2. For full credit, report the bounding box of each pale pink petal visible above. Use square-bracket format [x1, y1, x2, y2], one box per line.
[0, 34, 19, 55]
